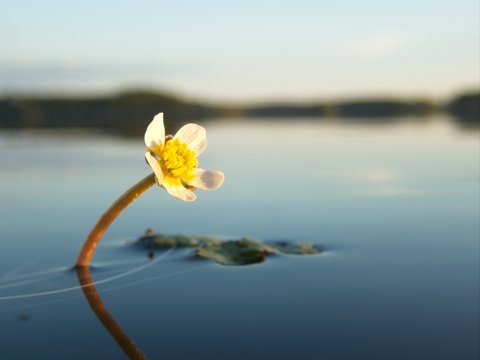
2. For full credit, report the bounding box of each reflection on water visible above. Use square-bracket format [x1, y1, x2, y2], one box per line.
[0, 116, 478, 360]
[76, 266, 146, 360]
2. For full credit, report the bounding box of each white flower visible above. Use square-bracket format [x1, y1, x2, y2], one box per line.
[144, 113, 225, 202]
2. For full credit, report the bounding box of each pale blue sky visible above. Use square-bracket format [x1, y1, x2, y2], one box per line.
[0, 0, 478, 102]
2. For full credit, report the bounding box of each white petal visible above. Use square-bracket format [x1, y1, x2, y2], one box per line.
[174, 123, 207, 156]
[187, 169, 224, 190]
[163, 182, 197, 202]
[145, 151, 164, 185]
[144, 113, 165, 149]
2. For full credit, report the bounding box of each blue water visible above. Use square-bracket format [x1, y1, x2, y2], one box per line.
[0, 117, 478, 359]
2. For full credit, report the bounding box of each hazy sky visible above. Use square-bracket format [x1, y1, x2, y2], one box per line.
[1, 0, 478, 102]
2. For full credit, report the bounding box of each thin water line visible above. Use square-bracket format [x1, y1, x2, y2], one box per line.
[0, 258, 41, 280]
[0, 249, 172, 301]
[0, 276, 61, 291]
[5, 262, 210, 310]
[0, 264, 69, 283]
[0, 265, 137, 291]
[93, 258, 147, 267]
[0, 246, 79, 281]
[0, 257, 147, 285]
[96, 264, 211, 294]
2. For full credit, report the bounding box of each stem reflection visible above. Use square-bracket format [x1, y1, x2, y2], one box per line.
[76, 266, 147, 360]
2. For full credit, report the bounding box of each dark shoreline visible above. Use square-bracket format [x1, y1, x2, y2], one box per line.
[1, 90, 478, 135]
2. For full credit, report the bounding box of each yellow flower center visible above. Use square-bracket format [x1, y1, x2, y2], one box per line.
[153, 138, 197, 185]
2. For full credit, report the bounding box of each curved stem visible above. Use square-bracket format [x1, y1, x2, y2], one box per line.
[76, 266, 147, 360]
[76, 173, 156, 267]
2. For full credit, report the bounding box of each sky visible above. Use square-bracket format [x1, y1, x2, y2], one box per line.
[0, 0, 478, 102]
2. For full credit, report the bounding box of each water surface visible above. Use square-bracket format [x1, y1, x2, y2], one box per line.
[0, 117, 478, 359]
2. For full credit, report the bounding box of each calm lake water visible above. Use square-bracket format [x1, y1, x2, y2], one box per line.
[0, 116, 479, 360]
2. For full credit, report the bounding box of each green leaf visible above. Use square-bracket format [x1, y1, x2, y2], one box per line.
[267, 241, 321, 255]
[137, 234, 221, 248]
[195, 238, 274, 266]
[135, 232, 320, 266]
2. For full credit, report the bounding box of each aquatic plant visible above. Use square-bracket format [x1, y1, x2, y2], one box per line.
[76, 113, 224, 267]
[137, 232, 321, 266]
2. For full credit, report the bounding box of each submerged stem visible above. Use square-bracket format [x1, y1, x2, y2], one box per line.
[76, 173, 156, 267]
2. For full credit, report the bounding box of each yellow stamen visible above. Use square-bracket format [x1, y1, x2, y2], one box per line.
[153, 138, 197, 185]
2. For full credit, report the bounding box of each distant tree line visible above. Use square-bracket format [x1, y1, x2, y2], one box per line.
[0, 89, 478, 135]
[0, 90, 225, 136]
[245, 100, 436, 118]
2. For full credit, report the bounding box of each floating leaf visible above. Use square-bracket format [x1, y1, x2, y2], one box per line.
[138, 233, 221, 249]
[135, 231, 321, 266]
[267, 241, 321, 255]
[196, 238, 274, 266]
